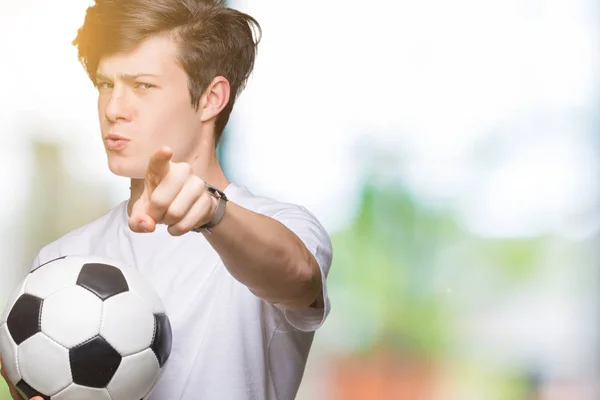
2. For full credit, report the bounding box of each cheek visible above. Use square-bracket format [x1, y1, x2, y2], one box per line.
[146, 103, 198, 141]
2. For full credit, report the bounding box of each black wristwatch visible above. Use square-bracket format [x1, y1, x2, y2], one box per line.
[192, 184, 228, 234]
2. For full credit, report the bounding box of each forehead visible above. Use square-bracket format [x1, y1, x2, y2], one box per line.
[96, 34, 180, 77]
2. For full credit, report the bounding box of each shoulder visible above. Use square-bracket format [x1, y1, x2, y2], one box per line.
[33, 201, 127, 268]
[226, 182, 332, 264]
[224, 183, 309, 218]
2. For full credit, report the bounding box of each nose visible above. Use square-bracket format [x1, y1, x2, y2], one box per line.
[104, 87, 132, 123]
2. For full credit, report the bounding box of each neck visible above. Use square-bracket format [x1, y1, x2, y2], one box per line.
[127, 138, 229, 217]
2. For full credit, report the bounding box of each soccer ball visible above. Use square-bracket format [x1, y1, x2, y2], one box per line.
[0, 255, 172, 400]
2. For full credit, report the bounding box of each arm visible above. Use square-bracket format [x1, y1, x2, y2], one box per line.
[204, 201, 322, 309]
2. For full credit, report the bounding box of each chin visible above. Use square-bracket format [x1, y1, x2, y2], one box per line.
[107, 158, 145, 179]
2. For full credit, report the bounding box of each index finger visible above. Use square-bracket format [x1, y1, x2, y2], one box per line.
[147, 146, 173, 188]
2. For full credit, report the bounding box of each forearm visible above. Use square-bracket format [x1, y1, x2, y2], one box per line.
[204, 201, 321, 309]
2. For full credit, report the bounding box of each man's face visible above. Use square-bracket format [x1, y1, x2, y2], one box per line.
[96, 34, 203, 179]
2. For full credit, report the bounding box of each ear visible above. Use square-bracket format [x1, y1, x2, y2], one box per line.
[199, 76, 231, 123]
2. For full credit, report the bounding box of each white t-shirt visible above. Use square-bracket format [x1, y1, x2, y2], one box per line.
[30, 183, 333, 400]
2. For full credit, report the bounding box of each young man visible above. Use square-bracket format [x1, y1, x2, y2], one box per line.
[0, 0, 332, 399]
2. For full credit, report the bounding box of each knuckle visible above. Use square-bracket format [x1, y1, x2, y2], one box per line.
[192, 177, 206, 194]
[167, 206, 185, 221]
[150, 193, 169, 209]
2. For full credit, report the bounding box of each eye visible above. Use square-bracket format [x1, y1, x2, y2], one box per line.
[96, 81, 113, 90]
[135, 82, 156, 90]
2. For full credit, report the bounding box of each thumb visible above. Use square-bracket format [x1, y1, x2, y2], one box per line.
[31, 397, 44, 400]
[129, 189, 155, 233]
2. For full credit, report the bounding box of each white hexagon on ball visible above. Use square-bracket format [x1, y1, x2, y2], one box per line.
[52, 383, 113, 400]
[0, 323, 21, 387]
[119, 265, 166, 315]
[25, 257, 83, 299]
[100, 291, 155, 356]
[41, 286, 103, 348]
[18, 332, 72, 396]
[107, 348, 160, 400]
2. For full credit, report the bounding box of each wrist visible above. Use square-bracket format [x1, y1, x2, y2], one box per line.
[192, 184, 228, 234]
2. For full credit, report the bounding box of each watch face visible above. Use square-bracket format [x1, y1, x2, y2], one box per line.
[206, 184, 228, 201]
[192, 226, 211, 234]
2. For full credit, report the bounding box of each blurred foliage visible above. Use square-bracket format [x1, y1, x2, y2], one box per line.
[0, 382, 9, 400]
[474, 239, 547, 282]
[329, 179, 457, 358]
[328, 176, 547, 361]
[439, 361, 535, 400]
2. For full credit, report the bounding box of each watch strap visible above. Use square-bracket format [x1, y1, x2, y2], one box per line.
[192, 184, 228, 234]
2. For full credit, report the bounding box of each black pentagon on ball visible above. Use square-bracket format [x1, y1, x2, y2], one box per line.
[76, 263, 129, 301]
[70, 335, 122, 388]
[151, 313, 172, 367]
[16, 380, 50, 400]
[7, 294, 43, 345]
[30, 255, 67, 273]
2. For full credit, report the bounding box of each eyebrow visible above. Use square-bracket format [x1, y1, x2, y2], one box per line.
[95, 73, 160, 82]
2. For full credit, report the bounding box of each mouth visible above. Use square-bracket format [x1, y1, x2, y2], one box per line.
[104, 135, 130, 151]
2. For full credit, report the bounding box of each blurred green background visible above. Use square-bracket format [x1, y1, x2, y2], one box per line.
[1, 0, 599, 399]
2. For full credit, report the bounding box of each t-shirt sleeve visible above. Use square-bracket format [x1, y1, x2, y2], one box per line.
[29, 247, 64, 272]
[269, 205, 333, 332]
